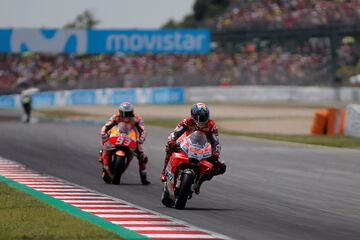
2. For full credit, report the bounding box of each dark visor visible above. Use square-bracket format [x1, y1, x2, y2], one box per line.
[196, 114, 208, 123]
[121, 111, 134, 117]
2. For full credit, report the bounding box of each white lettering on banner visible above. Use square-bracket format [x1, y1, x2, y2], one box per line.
[129, 35, 142, 51]
[183, 34, 195, 51]
[106, 33, 205, 52]
[106, 35, 128, 51]
[163, 35, 173, 51]
[10, 29, 87, 53]
[135, 88, 152, 104]
[144, 35, 157, 50]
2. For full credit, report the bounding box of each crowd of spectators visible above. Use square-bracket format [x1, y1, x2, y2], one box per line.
[0, 37, 338, 94]
[213, 0, 360, 30]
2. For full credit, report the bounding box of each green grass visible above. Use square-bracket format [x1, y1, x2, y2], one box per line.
[0, 182, 122, 240]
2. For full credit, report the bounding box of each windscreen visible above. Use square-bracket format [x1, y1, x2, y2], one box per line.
[187, 131, 208, 148]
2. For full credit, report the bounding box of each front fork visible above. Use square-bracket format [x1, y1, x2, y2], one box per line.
[175, 169, 196, 199]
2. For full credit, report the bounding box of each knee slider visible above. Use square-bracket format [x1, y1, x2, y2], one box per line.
[139, 153, 148, 164]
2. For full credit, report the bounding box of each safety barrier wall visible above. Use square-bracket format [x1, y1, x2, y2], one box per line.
[2, 86, 360, 109]
[186, 86, 360, 103]
[0, 87, 185, 108]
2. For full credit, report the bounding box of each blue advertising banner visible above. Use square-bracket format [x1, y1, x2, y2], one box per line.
[32, 91, 55, 108]
[68, 90, 96, 105]
[0, 87, 185, 108]
[110, 89, 137, 105]
[152, 87, 184, 104]
[0, 29, 11, 52]
[0, 28, 209, 54]
[0, 95, 16, 108]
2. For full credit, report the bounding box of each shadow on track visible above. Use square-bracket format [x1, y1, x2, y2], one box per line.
[183, 207, 236, 211]
[118, 183, 148, 186]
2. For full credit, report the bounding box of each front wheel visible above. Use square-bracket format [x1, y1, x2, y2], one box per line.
[175, 172, 195, 209]
[112, 155, 126, 184]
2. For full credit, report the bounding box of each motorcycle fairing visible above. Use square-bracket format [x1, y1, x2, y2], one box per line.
[198, 159, 214, 174]
[178, 131, 212, 160]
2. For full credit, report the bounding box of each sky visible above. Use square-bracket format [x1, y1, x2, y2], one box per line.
[0, 0, 195, 29]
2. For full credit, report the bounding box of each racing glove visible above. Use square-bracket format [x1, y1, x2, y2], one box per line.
[166, 140, 177, 152]
[138, 133, 146, 144]
[101, 132, 109, 141]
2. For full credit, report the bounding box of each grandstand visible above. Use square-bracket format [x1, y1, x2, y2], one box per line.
[1, 0, 360, 95]
[212, 0, 360, 30]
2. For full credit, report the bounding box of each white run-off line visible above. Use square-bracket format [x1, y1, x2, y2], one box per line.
[84, 209, 145, 213]
[0, 158, 232, 240]
[63, 200, 119, 204]
[31, 189, 91, 192]
[53, 196, 110, 200]
[72, 204, 135, 208]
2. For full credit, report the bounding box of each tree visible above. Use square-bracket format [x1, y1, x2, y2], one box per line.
[64, 10, 100, 29]
[162, 0, 229, 28]
[163, 19, 178, 28]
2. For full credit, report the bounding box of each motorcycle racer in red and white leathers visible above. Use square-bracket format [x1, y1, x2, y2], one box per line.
[99, 102, 150, 185]
[161, 102, 226, 193]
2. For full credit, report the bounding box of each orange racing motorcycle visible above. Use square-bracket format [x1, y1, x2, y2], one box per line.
[102, 123, 138, 184]
[161, 131, 216, 209]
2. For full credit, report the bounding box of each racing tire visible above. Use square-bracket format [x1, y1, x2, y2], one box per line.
[112, 155, 126, 184]
[161, 188, 175, 208]
[175, 172, 195, 209]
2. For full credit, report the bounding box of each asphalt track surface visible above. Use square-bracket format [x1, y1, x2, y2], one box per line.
[0, 120, 360, 240]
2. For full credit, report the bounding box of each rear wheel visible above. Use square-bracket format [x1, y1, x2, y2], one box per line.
[175, 172, 195, 209]
[112, 155, 126, 184]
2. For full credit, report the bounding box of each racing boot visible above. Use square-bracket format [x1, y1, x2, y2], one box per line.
[194, 175, 209, 195]
[194, 180, 203, 195]
[137, 152, 150, 185]
[161, 152, 171, 182]
[140, 171, 150, 185]
[161, 168, 167, 182]
[98, 149, 103, 163]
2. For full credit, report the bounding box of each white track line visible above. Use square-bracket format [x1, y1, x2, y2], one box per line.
[63, 200, 118, 204]
[95, 214, 160, 218]
[72, 204, 129, 208]
[34, 189, 90, 192]
[126, 227, 196, 231]
[84, 209, 144, 213]
[53, 196, 110, 200]
[111, 221, 180, 225]
[141, 234, 217, 239]
[26, 185, 80, 189]
[4, 176, 58, 180]
[45, 192, 99, 196]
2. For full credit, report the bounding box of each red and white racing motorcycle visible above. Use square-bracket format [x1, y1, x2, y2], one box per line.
[161, 131, 216, 209]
